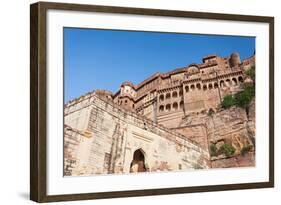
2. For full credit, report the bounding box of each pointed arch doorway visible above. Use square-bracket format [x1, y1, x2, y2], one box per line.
[130, 149, 147, 173]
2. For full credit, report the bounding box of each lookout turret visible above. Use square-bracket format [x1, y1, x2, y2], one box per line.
[229, 52, 241, 68]
[117, 81, 136, 110]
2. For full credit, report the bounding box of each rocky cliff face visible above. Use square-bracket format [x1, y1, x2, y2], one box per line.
[176, 98, 255, 168]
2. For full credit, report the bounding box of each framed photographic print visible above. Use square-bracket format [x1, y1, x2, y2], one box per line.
[30, 1, 274, 202]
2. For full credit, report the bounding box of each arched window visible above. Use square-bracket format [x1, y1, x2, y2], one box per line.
[238, 76, 244, 83]
[196, 83, 201, 90]
[179, 90, 183, 96]
[130, 149, 147, 173]
[166, 93, 171, 99]
[185, 86, 189, 92]
[190, 84, 195, 91]
[220, 80, 225, 87]
[203, 84, 207, 91]
[208, 83, 213, 90]
[172, 91, 178, 98]
[226, 79, 231, 86]
[172, 102, 178, 110]
[232, 78, 238, 85]
[159, 94, 164, 102]
[179, 101, 184, 109]
[159, 105, 164, 112]
[214, 82, 218, 88]
[166, 104, 171, 112]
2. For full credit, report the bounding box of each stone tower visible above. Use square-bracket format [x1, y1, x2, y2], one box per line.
[116, 81, 136, 110]
[229, 52, 241, 68]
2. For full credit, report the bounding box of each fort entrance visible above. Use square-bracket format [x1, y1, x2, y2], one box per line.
[130, 149, 147, 173]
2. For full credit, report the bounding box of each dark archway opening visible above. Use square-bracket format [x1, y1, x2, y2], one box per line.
[130, 149, 147, 173]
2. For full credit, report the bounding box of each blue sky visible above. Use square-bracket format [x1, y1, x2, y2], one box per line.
[64, 28, 255, 102]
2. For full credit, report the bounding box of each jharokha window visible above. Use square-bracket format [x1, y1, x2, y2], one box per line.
[166, 93, 171, 99]
[172, 91, 178, 98]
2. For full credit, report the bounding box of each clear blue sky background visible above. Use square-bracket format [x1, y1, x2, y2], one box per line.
[64, 28, 255, 102]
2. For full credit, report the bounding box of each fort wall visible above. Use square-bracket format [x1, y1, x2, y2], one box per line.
[64, 94, 209, 176]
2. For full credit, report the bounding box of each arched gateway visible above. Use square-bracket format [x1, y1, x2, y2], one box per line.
[130, 149, 147, 173]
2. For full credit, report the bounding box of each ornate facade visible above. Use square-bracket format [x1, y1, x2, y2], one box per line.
[112, 53, 255, 127]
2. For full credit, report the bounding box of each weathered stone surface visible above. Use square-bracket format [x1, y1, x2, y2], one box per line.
[211, 152, 255, 168]
[177, 102, 255, 161]
[64, 94, 209, 176]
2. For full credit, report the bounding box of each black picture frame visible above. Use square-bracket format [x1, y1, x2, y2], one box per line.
[30, 1, 274, 202]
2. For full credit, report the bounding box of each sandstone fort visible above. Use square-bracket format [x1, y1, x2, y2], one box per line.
[64, 52, 256, 176]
